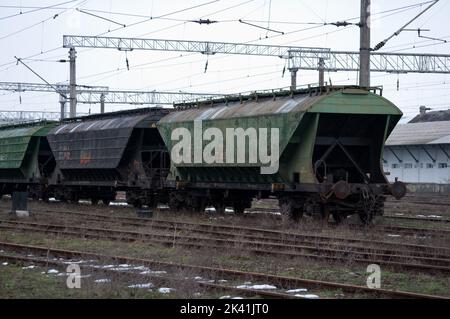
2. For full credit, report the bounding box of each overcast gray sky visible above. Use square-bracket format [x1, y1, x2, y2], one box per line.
[0, 0, 449, 121]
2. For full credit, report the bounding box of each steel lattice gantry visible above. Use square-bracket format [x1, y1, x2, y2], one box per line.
[63, 35, 450, 75]
[288, 50, 450, 74]
[63, 35, 331, 58]
[76, 90, 223, 105]
[0, 82, 223, 119]
[61, 35, 450, 116]
[0, 82, 220, 104]
[0, 110, 89, 125]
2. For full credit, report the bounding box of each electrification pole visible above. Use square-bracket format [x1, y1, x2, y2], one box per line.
[318, 58, 325, 86]
[290, 69, 298, 90]
[360, 0, 371, 87]
[100, 93, 105, 113]
[69, 48, 77, 118]
[59, 94, 67, 119]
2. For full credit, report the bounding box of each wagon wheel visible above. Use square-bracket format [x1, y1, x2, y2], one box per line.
[132, 199, 143, 209]
[359, 212, 375, 225]
[215, 203, 226, 214]
[332, 212, 346, 224]
[279, 198, 302, 223]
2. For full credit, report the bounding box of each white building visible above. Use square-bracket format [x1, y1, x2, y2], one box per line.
[383, 121, 450, 184]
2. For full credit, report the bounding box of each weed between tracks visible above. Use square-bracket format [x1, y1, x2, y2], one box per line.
[0, 228, 449, 298]
[1, 196, 450, 298]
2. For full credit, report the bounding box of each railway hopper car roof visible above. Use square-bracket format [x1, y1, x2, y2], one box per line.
[47, 108, 169, 169]
[159, 87, 402, 124]
[157, 87, 402, 166]
[0, 121, 56, 169]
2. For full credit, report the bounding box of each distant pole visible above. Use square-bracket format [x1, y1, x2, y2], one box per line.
[59, 94, 67, 120]
[100, 93, 105, 113]
[290, 68, 298, 90]
[69, 48, 77, 118]
[360, 0, 371, 87]
[318, 58, 325, 86]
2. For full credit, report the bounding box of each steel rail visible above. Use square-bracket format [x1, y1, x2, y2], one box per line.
[0, 241, 446, 299]
[27, 208, 450, 259]
[2, 220, 450, 273]
[4, 204, 449, 255]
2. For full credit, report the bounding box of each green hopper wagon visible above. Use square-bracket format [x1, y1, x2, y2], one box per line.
[157, 86, 407, 222]
[0, 121, 57, 198]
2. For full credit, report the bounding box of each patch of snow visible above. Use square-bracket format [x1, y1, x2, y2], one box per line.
[219, 295, 231, 299]
[128, 283, 154, 289]
[140, 270, 167, 275]
[62, 260, 86, 264]
[218, 279, 228, 283]
[47, 269, 59, 274]
[132, 266, 149, 271]
[194, 292, 202, 297]
[22, 265, 37, 270]
[112, 268, 132, 271]
[395, 213, 404, 216]
[295, 294, 320, 299]
[194, 276, 203, 280]
[110, 202, 129, 207]
[158, 287, 174, 294]
[417, 215, 426, 218]
[232, 297, 244, 299]
[119, 264, 131, 268]
[429, 215, 442, 219]
[287, 288, 308, 293]
[386, 234, 401, 238]
[101, 265, 115, 269]
[236, 284, 277, 290]
[199, 279, 215, 283]
[95, 279, 111, 283]
[2, 262, 8, 266]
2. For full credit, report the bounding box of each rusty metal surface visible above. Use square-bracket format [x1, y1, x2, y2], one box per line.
[159, 94, 323, 123]
[47, 108, 169, 170]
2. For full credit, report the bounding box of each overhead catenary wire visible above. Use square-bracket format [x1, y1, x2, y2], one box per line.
[0, 0, 78, 21]
[0, 0, 88, 41]
[1, 0, 448, 116]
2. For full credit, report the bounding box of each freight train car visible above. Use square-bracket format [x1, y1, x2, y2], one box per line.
[157, 86, 407, 223]
[46, 108, 170, 206]
[0, 121, 57, 200]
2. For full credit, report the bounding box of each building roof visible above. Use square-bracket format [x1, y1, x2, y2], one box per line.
[409, 109, 450, 123]
[386, 121, 450, 146]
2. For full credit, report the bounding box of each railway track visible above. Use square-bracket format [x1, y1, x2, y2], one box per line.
[384, 215, 450, 224]
[2, 218, 450, 274]
[0, 241, 446, 299]
[246, 207, 450, 234]
[8, 207, 450, 256]
[0, 254, 297, 299]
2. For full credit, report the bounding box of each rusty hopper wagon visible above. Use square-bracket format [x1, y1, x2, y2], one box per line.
[0, 121, 57, 199]
[46, 108, 170, 206]
[157, 86, 407, 223]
